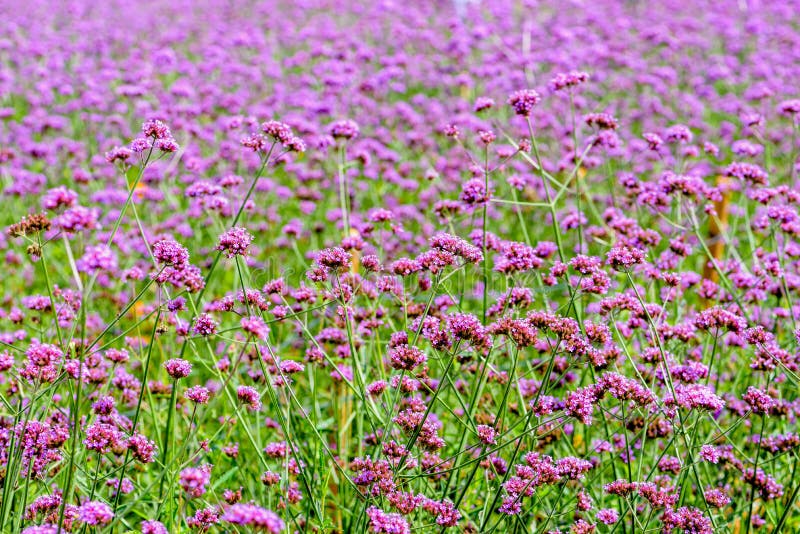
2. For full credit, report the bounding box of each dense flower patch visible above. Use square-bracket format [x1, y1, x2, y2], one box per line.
[2, 0, 800, 532]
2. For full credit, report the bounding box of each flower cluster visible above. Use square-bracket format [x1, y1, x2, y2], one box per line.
[5, 1, 800, 533]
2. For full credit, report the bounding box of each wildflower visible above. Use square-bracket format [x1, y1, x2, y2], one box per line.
[778, 99, 800, 116]
[77, 245, 117, 273]
[474, 97, 495, 112]
[193, 313, 218, 336]
[142, 119, 172, 139]
[367, 381, 388, 396]
[643, 133, 663, 151]
[180, 465, 212, 498]
[704, 488, 731, 508]
[315, 247, 351, 271]
[367, 506, 410, 534]
[78, 501, 113, 526]
[261, 120, 293, 143]
[460, 178, 490, 205]
[222, 504, 284, 533]
[164, 358, 192, 379]
[128, 433, 157, 463]
[595, 509, 619, 524]
[430, 233, 483, 263]
[185, 385, 211, 404]
[662, 507, 713, 534]
[725, 162, 768, 185]
[743, 386, 775, 413]
[186, 507, 220, 530]
[8, 213, 51, 237]
[388, 344, 426, 371]
[508, 89, 541, 116]
[328, 119, 359, 140]
[84, 423, 124, 453]
[476, 425, 496, 445]
[153, 239, 189, 267]
[664, 124, 693, 144]
[237, 386, 262, 410]
[548, 71, 589, 91]
[106, 146, 133, 163]
[241, 315, 270, 340]
[141, 520, 168, 534]
[699, 445, 720, 463]
[477, 129, 496, 145]
[443, 124, 460, 138]
[216, 227, 254, 257]
[42, 186, 78, 210]
[585, 112, 619, 130]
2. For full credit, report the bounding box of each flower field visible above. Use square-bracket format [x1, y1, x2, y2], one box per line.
[3, 0, 800, 532]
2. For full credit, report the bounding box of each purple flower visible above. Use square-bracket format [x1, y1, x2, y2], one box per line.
[193, 313, 218, 336]
[388, 344, 426, 371]
[460, 178, 490, 206]
[216, 226, 254, 258]
[185, 385, 211, 404]
[186, 507, 220, 530]
[508, 89, 541, 116]
[128, 433, 157, 463]
[42, 186, 77, 210]
[664, 124, 693, 144]
[474, 96, 495, 112]
[164, 358, 192, 379]
[237, 386, 262, 411]
[315, 247, 351, 271]
[179, 464, 212, 498]
[328, 119, 359, 140]
[725, 161, 768, 185]
[606, 243, 645, 270]
[141, 520, 168, 534]
[142, 119, 172, 139]
[77, 245, 117, 274]
[153, 239, 189, 267]
[84, 423, 124, 453]
[222, 504, 284, 533]
[78, 501, 113, 526]
[476, 425, 496, 445]
[548, 71, 589, 91]
[241, 315, 270, 340]
[367, 506, 410, 534]
[596, 508, 619, 524]
[778, 99, 800, 116]
[699, 445, 720, 464]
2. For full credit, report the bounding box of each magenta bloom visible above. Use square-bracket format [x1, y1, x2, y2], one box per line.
[141, 520, 168, 534]
[315, 247, 351, 271]
[78, 501, 113, 526]
[366, 506, 410, 534]
[508, 89, 541, 116]
[185, 385, 211, 404]
[476, 425, 496, 445]
[388, 344, 426, 371]
[241, 315, 270, 340]
[128, 433, 157, 463]
[193, 313, 218, 336]
[596, 508, 620, 524]
[164, 358, 192, 379]
[179, 464, 212, 498]
[237, 386, 262, 411]
[548, 70, 590, 91]
[216, 226, 254, 258]
[222, 504, 284, 533]
[328, 119, 359, 140]
[83, 423, 124, 453]
[153, 239, 189, 267]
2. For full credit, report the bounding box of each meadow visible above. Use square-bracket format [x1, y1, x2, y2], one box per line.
[2, 0, 800, 532]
